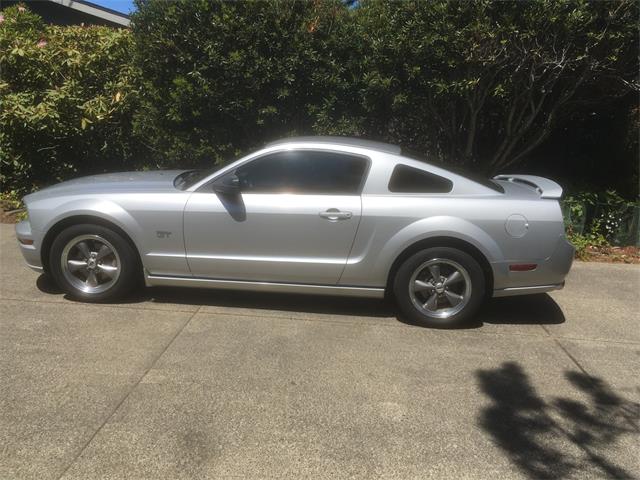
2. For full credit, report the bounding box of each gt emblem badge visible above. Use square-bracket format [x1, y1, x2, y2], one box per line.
[156, 231, 172, 239]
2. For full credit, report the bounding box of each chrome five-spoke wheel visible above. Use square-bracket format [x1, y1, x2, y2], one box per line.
[408, 258, 471, 319]
[61, 234, 121, 294]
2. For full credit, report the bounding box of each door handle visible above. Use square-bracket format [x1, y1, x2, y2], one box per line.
[319, 209, 352, 221]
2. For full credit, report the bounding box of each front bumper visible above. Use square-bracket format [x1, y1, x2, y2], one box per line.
[491, 235, 574, 297]
[15, 220, 43, 272]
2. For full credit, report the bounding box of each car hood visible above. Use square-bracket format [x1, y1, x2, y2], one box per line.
[24, 170, 186, 201]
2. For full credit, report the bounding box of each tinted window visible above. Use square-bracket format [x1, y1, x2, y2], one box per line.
[400, 149, 503, 193]
[232, 151, 368, 194]
[388, 164, 453, 193]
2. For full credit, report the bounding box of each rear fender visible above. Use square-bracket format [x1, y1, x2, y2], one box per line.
[359, 216, 504, 286]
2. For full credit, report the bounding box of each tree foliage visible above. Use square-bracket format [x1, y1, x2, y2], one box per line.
[132, 0, 353, 168]
[348, 0, 639, 172]
[1, 1, 638, 196]
[133, 0, 638, 176]
[0, 5, 140, 194]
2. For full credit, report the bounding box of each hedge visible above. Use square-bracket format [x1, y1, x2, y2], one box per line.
[132, 0, 638, 178]
[1, 1, 638, 197]
[0, 5, 140, 195]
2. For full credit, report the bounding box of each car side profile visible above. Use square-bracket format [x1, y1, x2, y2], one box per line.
[15, 137, 574, 327]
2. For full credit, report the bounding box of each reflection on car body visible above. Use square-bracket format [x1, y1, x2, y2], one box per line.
[16, 136, 574, 327]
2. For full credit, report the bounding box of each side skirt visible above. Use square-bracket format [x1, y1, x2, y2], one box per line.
[145, 274, 386, 298]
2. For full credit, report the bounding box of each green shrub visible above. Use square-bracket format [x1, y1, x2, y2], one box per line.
[132, 0, 638, 174]
[1, 1, 637, 200]
[567, 221, 609, 260]
[131, 0, 352, 169]
[563, 190, 639, 255]
[0, 4, 142, 195]
[349, 0, 638, 173]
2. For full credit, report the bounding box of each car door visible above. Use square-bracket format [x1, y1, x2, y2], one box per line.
[183, 149, 369, 284]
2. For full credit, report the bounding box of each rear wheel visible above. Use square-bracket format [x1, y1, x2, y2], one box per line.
[50, 224, 139, 302]
[393, 247, 485, 328]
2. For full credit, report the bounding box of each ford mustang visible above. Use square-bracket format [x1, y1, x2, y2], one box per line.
[15, 137, 574, 327]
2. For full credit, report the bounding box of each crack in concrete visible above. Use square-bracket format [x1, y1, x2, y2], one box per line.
[541, 324, 591, 376]
[54, 306, 202, 480]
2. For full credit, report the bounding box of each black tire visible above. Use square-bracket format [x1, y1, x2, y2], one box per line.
[393, 247, 485, 328]
[49, 223, 140, 302]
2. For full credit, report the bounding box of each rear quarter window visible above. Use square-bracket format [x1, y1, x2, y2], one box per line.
[388, 164, 453, 193]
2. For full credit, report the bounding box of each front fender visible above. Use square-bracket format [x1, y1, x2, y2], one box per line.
[39, 199, 144, 248]
[26, 197, 144, 271]
[29, 193, 191, 277]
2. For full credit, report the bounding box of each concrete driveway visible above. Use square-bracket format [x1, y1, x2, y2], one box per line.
[1, 223, 638, 479]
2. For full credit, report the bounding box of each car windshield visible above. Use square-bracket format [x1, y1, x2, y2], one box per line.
[173, 167, 221, 190]
[174, 152, 248, 190]
[401, 148, 504, 193]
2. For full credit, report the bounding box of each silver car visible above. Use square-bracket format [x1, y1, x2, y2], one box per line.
[15, 137, 574, 327]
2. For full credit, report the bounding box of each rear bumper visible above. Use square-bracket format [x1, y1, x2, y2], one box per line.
[15, 220, 43, 272]
[493, 282, 564, 297]
[491, 235, 574, 297]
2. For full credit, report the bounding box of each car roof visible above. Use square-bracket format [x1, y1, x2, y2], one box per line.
[266, 136, 402, 155]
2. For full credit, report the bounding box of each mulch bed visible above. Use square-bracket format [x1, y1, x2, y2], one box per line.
[1, 207, 24, 224]
[577, 245, 640, 264]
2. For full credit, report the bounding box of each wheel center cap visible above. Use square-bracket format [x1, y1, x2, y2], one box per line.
[435, 282, 445, 294]
[87, 259, 97, 269]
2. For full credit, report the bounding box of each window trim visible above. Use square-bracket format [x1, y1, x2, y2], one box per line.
[198, 148, 372, 196]
[387, 164, 454, 195]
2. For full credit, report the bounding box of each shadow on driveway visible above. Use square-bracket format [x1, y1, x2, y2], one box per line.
[37, 274, 565, 328]
[477, 362, 640, 479]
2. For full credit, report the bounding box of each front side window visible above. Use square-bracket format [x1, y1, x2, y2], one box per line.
[388, 164, 453, 193]
[231, 150, 368, 195]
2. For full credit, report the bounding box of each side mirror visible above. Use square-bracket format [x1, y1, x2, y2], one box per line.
[212, 174, 240, 195]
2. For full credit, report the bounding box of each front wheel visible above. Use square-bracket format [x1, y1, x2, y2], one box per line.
[50, 224, 139, 302]
[393, 247, 485, 328]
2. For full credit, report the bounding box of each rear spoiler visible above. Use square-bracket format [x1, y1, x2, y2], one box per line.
[493, 174, 563, 199]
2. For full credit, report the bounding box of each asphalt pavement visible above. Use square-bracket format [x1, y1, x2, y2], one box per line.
[1, 223, 638, 479]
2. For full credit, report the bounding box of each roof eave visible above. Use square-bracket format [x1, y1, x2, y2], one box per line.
[48, 0, 131, 27]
